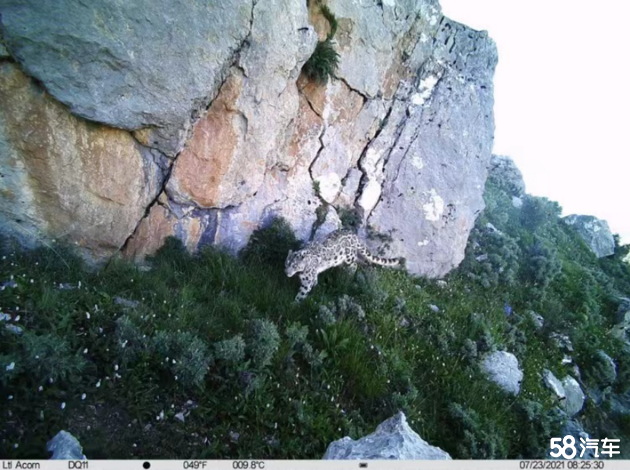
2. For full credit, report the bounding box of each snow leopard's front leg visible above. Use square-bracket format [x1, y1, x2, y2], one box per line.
[296, 270, 318, 302]
[345, 253, 358, 275]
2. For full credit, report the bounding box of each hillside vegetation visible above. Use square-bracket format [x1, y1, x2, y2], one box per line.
[1, 179, 630, 459]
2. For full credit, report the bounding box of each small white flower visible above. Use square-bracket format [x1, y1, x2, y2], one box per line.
[96, 380, 101, 388]
[38, 386, 43, 392]
[114, 364, 119, 371]
[86, 312, 90, 320]
[133, 443, 137, 448]
[175, 375, 178, 381]
[6, 362, 15, 371]
[266, 403, 270, 408]
[14, 315, 20, 321]
[61, 402, 66, 410]
[81, 393, 86, 400]
[13, 443, 18, 449]
[48, 377, 54, 384]
[83, 348, 88, 354]
[78, 281, 82, 289]
[30, 279, 34, 284]
[8, 395, 13, 400]
[172, 359, 176, 364]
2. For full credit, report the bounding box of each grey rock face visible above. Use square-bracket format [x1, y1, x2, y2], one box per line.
[481, 351, 523, 395]
[0, 62, 164, 263]
[323, 411, 451, 460]
[360, 21, 497, 278]
[562, 376, 585, 416]
[488, 155, 526, 196]
[563, 215, 615, 258]
[1, 0, 498, 280]
[47, 430, 86, 460]
[313, 206, 343, 242]
[0, 0, 253, 156]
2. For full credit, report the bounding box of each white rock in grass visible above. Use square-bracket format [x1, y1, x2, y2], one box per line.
[562, 376, 585, 416]
[481, 351, 523, 395]
[543, 369, 566, 401]
[323, 411, 451, 460]
[47, 431, 86, 460]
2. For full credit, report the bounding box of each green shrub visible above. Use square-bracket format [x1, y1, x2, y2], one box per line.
[460, 226, 521, 289]
[514, 399, 562, 458]
[246, 318, 280, 369]
[447, 402, 508, 459]
[520, 196, 561, 232]
[152, 330, 213, 389]
[520, 237, 561, 292]
[115, 314, 150, 365]
[214, 334, 246, 366]
[302, 4, 339, 84]
[337, 206, 362, 231]
[303, 39, 339, 84]
[240, 217, 301, 270]
[285, 322, 327, 368]
[20, 332, 87, 384]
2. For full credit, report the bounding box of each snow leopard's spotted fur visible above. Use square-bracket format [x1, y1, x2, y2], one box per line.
[285, 230, 400, 302]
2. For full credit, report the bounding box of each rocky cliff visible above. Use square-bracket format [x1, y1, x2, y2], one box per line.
[0, 0, 497, 277]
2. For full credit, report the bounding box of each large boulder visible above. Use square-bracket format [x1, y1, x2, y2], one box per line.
[562, 376, 585, 416]
[488, 155, 526, 196]
[481, 351, 523, 395]
[563, 215, 615, 258]
[323, 411, 451, 460]
[358, 20, 497, 278]
[47, 431, 86, 460]
[0, 0, 254, 156]
[1, 0, 498, 279]
[0, 63, 163, 262]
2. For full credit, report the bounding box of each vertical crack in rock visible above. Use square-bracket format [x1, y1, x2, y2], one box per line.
[335, 76, 369, 103]
[118, 0, 259, 256]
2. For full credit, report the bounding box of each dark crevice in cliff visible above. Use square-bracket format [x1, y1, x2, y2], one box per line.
[352, 88, 413, 223]
[117, 161, 175, 258]
[336, 75, 370, 102]
[118, 0, 259, 259]
[298, 85, 322, 118]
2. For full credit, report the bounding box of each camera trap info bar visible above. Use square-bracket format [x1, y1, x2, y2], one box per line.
[0, 460, 628, 470]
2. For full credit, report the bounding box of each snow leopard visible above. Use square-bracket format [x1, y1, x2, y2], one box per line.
[285, 230, 400, 302]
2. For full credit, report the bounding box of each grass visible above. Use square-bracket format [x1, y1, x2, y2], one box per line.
[1, 187, 630, 459]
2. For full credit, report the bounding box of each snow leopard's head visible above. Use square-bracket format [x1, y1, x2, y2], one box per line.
[285, 249, 307, 277]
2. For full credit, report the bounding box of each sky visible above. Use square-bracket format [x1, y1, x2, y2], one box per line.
[440, 0, 630, 243]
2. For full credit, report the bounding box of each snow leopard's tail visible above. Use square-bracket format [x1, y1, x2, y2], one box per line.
[358, 244, 400, 267]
